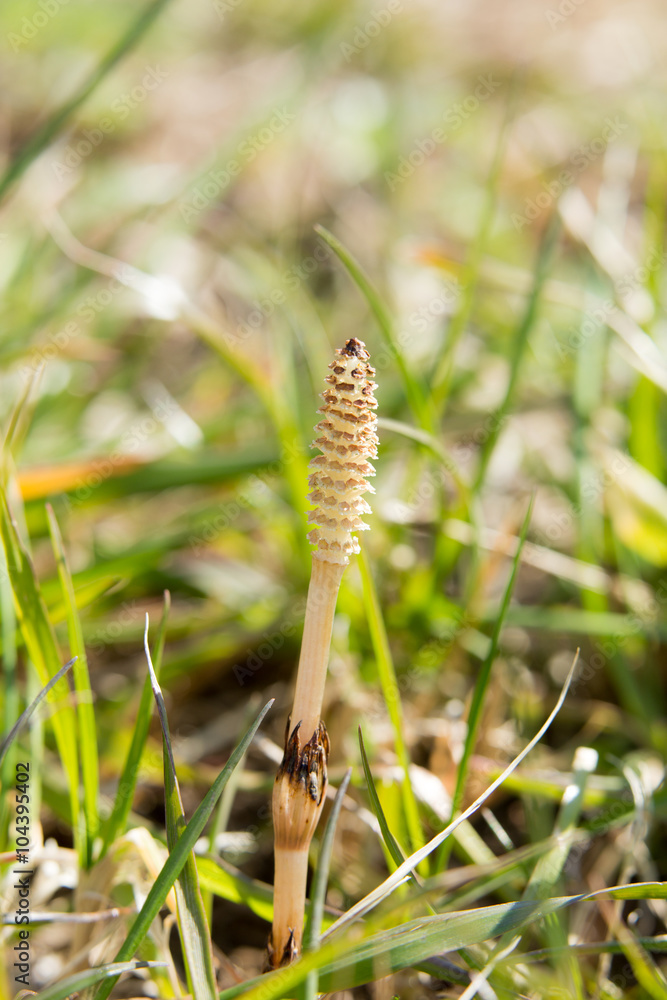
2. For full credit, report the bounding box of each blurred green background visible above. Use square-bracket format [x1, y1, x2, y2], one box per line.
[1, 0, 667, 994]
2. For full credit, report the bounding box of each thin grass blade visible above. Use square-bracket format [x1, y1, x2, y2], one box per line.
[0, 0, 175, 205]
[474, 216, 560, 492]
[358, 729, 406, 871]
[144, 615, 217, 1000]
[0, 489, 81, 856]
[324, 653, 578, 936]
[215, 882, 667, 1000]
[314, 224, 432, 431]
[33, 961, 166, 1000]
[358, 542, 424, 870]
[101, 592, 171, 857]
[0, 657, 75, 770]
[437, 495, 534, 872]
[303, 768, 352, 1000]
[46, 504, 99, 867]
[93, 697, 273, 1000]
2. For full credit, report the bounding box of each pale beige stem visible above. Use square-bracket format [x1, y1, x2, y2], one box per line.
[271, 845, 311, 963]
[291, 556, 346, 742]
[270, 338, 378, 969]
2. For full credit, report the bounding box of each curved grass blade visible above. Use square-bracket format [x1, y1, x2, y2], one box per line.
[101, 592, 171, 857]
[46, 504, 99, 868]
[0, 0, 175, 205]
[215, 883, 667, 1000]
[303, 769, 352, 1000]
[324, 652, 578, 937]
[34, 960, 166, 1000]
[314, 224, 432, 431]
[358, 729, 406, 872]
[92, 697, 273, 1000]
[437, 495, 534, 871]
[0, 657, 75, 770]
[144, 615, 217, 1000]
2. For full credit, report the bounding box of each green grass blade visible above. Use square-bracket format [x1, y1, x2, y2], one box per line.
[474, 216, 560, 492]
[0, 657, 75, 770]
[144, 615, 217, 1000]
[0, 0, 175, 205]
[303, 768, 352, 1000]
[216, 883, 667, 1000]
[100, 592, 171, 857]
[314, 224, 433, 431]
[358, 729, 406, 871]
[46, 504, 99, 868]
[0, 488, 81, 858]
[358, 542, 424, 869]
[92, 697, 274, 1000]
[437, 495, 534, 872]
[507, 745, 598, 999]
[431, 85, 516, 417]
[524, 745, 598, 903]
[325, 654, 578, 936]
[0, 544, 19, 836]
[195, 856, 274, 923]
[33, 961, 166, 1000]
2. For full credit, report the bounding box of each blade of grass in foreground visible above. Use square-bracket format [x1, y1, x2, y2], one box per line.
[0, 0, 175, 205]
[303, 769, 352, 1000]
[325, 653, 578, 936]
[34, 961, 166, 1000]
[314, 224, 433, 432]
[436, 496, 534, 873]
[215, 882, 667, 1000]
[47, 504, 99, 869]
[0, 546, 19, 836]
[0, 488, 81, 858]
[358, 542, 424, 872]
[101, 592, 171, 857]
[93, 697, 273, 1000]
[358, 729, 407, 872]
[144, 616, 217, 1000]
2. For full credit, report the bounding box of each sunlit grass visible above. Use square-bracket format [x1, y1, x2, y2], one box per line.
[1, 0, 666, 996]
